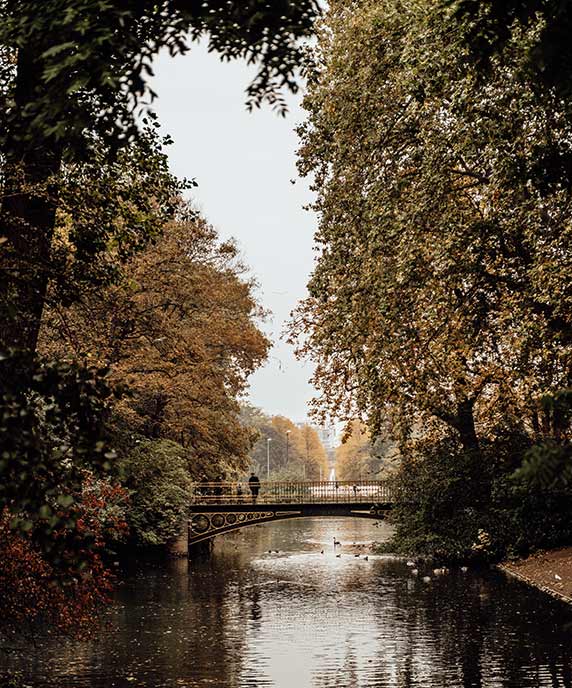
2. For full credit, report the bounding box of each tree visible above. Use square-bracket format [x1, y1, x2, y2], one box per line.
[41, 211, 270, 472]
[449, 0, 572, 98]
[0, 357, 120, 544]
[0, 478, 127, 642]
[294, 424, 329, 479]
[291, 0, 572, 558]
[244, 409, 329, 480]
[0, 1, 319, 384]
[247, 414, 300, 478]
[292, 0, 572, 453]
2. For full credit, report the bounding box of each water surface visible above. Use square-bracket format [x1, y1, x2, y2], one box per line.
[2, 518, 571, 687]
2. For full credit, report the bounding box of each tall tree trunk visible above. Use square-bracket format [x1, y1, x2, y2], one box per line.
[0, 45, 64, 386]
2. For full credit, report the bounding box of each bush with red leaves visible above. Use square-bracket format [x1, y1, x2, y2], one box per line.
[0, 478, 128, 640]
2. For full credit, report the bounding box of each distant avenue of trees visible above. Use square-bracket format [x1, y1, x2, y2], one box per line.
[335, 421, 399, 482]
[242, 406, 330, 481]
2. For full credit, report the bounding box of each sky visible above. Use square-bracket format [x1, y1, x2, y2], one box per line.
[151, 43, 318, 424]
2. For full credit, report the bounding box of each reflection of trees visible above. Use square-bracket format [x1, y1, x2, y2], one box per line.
[370, 563, 572, 687]
[11, 555, 251, 687]
[107, 555, 246, 687]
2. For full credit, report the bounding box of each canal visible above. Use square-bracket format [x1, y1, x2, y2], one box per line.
[2, 518, 571, 687]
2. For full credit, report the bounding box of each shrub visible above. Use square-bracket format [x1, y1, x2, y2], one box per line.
[120, 439, 193, 547]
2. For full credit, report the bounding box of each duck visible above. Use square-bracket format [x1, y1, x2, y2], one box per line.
[354, 554, 360, 558]
[460, 566, 468, 573]
[406, 560, 415, 567]
[335, 553, 342, 558]
[363, 556, 369, 561]
[320, 549, 324, 554]
[411, 569, 419, 575]
[333, 538, 341, 547]
[422, 576, 432, 583]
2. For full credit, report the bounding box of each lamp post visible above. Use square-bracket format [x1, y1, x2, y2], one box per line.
[266, 438, 272, 480]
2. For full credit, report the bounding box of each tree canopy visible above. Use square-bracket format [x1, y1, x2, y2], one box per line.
[335, 420, 398, 481]
[243, 407, 330, 480]
[0, 0, 319, 634]
[293, 0, 572, 451]
[0, 0, 320, 377]
[41, 209, 270, 471]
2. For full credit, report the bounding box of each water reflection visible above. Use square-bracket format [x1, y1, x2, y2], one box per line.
[1, 518, 571, 687]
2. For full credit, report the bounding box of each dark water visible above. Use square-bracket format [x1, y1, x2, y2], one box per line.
[2, 518, 572, 687]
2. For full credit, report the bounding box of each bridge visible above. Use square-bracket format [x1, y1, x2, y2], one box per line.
[188, 480, 395, 546]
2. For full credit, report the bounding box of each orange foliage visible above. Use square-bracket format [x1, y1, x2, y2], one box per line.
[41, 211, 270, 471]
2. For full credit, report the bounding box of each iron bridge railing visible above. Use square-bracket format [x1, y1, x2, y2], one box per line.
[189, 480, 394, 506]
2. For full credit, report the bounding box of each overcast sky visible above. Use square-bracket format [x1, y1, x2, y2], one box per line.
[152, 43, 318, 423]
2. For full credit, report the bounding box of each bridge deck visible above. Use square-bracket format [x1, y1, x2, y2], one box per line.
[190, 480, 394, 506]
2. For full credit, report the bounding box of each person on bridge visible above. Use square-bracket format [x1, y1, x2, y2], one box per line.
[248, 472, 261, 503]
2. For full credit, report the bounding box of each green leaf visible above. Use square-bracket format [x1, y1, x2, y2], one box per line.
[41, 41, 76, 59]
[56, 494, 74, 508]
[39, 504, 53, 518]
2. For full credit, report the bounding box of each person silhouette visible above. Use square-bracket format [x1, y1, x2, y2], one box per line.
[248, 472, 261, 503]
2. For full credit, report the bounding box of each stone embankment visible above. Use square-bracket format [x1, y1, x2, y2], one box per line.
[500, 547, 572, 604]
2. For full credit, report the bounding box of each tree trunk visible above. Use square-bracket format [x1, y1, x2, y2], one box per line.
[435, 397, 480, 453]
[0, 45, 64, 386]
[455, 398, 480, 453]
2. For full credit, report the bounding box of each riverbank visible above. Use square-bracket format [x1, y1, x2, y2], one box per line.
[500, 547, 572, 604]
